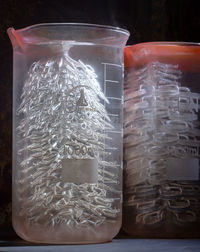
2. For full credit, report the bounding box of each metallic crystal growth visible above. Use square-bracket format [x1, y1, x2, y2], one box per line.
[124, 61, 200, 226]
[17, 53, 120, 228]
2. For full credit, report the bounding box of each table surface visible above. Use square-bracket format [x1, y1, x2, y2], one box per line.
[1, 239, 200, 252]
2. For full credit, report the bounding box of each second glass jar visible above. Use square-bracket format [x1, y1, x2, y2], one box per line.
[123, 42, 200, 238]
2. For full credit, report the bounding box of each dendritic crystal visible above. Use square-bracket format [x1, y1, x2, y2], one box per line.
[124, 61, 200, 227]
[17, 53, 120, 228]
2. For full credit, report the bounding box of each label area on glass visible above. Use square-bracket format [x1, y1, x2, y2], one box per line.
[61, 158, 98, 184]
[166, 158, 199, 180]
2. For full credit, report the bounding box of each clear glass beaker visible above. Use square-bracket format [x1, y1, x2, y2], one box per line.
[123, 42, 200, 238]
[8, 23, 129, 244]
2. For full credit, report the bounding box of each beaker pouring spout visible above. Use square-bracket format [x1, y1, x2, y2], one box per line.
[7, 27, 25, 50]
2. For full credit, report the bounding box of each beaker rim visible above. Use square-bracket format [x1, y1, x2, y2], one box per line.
[126, 41, 200, 47]
[16, 23, 130, 36]
[125, 41, 200, 70]
[8, 23, 130, 48]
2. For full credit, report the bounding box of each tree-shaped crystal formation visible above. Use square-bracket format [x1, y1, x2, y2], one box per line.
[124, 61, 200, 227]
[17, 53, 119, 228]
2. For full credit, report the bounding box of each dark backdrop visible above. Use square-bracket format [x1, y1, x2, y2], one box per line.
[0, 0, 200, 238]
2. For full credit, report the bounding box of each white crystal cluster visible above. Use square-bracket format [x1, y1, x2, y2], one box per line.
[124, 62, 200, 225]
[17, 54, 120, 228]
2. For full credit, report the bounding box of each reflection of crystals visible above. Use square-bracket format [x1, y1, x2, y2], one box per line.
[17, 54, 120, 228]
[124, 61, 200, 226]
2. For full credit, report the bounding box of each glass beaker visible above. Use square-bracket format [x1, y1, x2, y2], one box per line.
[123, 42, 200, 238]
[8, 23, 129, 244]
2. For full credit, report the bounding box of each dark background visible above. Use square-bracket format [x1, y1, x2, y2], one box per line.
[0, 0, 200, 238]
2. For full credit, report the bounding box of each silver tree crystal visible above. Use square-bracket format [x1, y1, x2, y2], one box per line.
[17, 53, 119, 228]
[124, 61, 200, 226]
